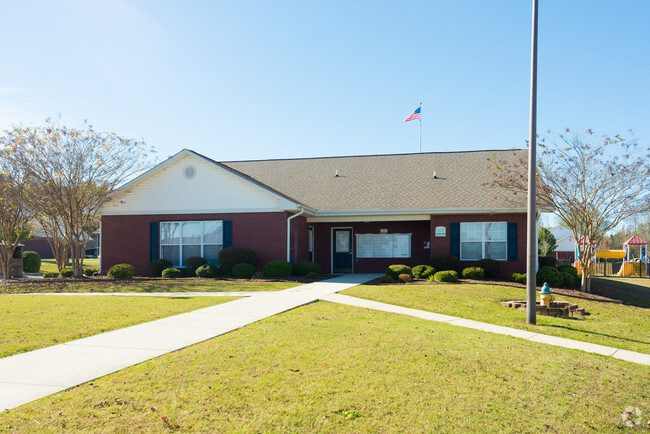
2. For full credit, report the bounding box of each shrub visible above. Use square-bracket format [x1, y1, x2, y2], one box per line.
[412, 265, 435, 279]
[398, 273, 413, 283]
[536, 265, 563, 288]
[538, 256, 558, 269]
[379, 275, 394, 284]
[474, 259, 500, 278]
[83, 268, 98, 277]
[306, 271, 319, 279]
[430, 254, 461, 273]
[558, 265, 578, 278]
[108, 263, 134, 279]
[233, 263, 256, 279]
[218, 247, 257, 274]
[162, 267, 182, 278]
[293, 261, 322, 276]
[22, 251, 41, 273]
[385, 264, 412, 279]
[43, 271, 59, 278]
[561, 271, 577, 288]
[150, 259, 173, 277]
[60, 267, 74, 278]
[432, 270, 459, 282]
[196, 264, 220, 278]
[263, 260, 292, 277]
[184, 256, 207, 276]
[462, 267, 485, 279]
[508, 272, 527, 284]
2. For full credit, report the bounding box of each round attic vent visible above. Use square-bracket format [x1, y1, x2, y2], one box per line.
[183, 165, 197, 179]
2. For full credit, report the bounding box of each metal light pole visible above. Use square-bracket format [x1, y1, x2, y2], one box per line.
[526, 0, 539, 325]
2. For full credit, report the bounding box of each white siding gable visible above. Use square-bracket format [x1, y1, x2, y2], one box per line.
[100, 154, 290, 215]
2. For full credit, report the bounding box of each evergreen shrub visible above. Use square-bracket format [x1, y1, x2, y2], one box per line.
[293, 261, 321, 276]
[232, 263, 256, 279]
[462, 267, 485, 279]
[263, 260, 292, 277]
[108, 264, 134, 279]
[474, 259, 500, 278]
[385, 264, 412, 279]
[432, 270, 459, 282]
[22, 251, 41, 273]
[162, 268, 182, 278]
[150, 259, 173, 277]
[430, 254, 461, 273]
[412, 265, 435, 279]
[218, 247, 257, 274]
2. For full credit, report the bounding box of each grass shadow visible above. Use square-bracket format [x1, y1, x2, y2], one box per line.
[591, 278, 650, 308]
[543, 323, 650, 346]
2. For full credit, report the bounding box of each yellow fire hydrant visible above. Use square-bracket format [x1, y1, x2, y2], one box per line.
[540, 282, 554, 308]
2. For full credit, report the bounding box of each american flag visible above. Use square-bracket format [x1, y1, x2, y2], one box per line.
[403, 106, 421, 122]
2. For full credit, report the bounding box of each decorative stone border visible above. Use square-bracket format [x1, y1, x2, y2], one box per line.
[501, 300, 587, 318]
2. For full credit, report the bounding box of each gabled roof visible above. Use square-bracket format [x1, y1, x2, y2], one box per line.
[222, 149, 528, 213]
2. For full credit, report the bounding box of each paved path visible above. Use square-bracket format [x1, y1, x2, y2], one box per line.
[319, 293, 650, 366]
[2, 274, 649, 412]
[0, 274, 381, 411]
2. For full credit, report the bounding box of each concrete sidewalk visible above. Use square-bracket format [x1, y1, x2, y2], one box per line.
[320, 293, 650, 366]
[0, 274, 381, 411]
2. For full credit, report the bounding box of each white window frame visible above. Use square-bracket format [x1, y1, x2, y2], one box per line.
[355, 233, 411, 258]
[160, 220, 223, 267]
[460, 222, 507, 261]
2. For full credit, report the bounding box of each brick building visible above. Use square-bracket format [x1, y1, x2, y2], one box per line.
[98, 149, 532, 277]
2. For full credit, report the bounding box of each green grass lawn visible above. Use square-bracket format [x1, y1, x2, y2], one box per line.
[343, 283, 650, 354]
[592, 277, 650, 308]
[1, 302, 647, 432]
[0, 295, 238, 358]
[0, 279, 299, 294]
[38, 258, 100, 274]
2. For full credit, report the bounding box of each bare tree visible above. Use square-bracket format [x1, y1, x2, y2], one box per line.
[0, 151, 32, 279]
[491, 129, 650, 291]
[3, 120, 155, 277]
[538, 227, 557, 257]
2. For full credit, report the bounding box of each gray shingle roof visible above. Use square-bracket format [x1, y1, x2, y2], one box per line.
[221, 149, 526, 212]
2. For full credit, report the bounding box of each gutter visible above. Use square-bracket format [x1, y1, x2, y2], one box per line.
[286, 207, 305, 262]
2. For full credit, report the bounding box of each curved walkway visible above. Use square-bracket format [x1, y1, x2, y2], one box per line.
[1, 273, 648, 412]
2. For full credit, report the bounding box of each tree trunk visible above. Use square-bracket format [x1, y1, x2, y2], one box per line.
[0, 247, 13, 280]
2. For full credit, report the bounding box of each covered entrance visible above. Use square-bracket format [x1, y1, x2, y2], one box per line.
[332, 228, 353, 273]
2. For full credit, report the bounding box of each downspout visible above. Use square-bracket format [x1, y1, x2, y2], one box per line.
[98, 219, 103, 274]
[287, 207, 305, 262]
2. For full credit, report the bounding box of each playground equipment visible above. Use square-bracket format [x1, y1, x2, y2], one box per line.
[618, 235, 648, 277]
[573, 235, 648, 277]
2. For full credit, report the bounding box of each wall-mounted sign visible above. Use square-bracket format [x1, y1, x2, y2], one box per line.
[435, 226, 446, 237]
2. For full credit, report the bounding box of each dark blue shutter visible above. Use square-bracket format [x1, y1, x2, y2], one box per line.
[450, 223, 460, 258]
[507, 222, 518, 261]
[149, 222, 160, 262]
[223, 221, 233, 248]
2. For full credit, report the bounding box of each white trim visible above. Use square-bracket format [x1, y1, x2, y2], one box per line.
[100, 207, 290, 216]
[331, 227, 353, 274]
[307, 215, 431, 223]
[313, 207, 530, 217]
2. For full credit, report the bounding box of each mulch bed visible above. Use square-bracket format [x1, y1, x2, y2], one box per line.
[365, 277, 623, 304]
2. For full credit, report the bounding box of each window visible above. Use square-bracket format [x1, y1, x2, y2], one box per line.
[460, 222, 507, 260]
[160, 221, 223, 267]
[356, 233, 411, 258]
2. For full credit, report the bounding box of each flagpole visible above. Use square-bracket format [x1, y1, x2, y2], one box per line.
[419, 102, 422, 153]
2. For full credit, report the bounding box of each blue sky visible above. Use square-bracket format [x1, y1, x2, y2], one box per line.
[1, 0, 648, 162]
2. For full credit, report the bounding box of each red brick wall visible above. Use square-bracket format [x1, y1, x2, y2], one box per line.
[289, 215, 310, 264]
[429, 213, 527, 276]
[101, 212, 290, 276]
[21, 236, 55, 259]
[311, 220, 431, 273]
